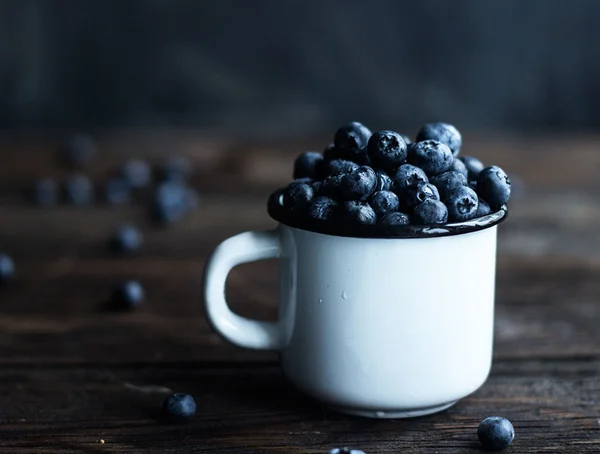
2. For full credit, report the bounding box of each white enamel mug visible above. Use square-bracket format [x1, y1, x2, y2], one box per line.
[203, 209, 507, 418]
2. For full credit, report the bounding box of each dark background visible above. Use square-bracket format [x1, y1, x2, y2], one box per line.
[2, 0, 599, 136]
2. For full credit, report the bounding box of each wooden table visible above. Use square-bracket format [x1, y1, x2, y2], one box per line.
[0, 132, 598, 453]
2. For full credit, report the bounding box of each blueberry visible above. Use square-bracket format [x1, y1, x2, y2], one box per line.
[328, 449, 366, 454]
[339, 166, 377, 201]
[110, 280, 144, 310]
[374, 170, 392, 192]
[451, 158, 468, 178]
[162, 393, 196, 423]
[445, 186, 479, 222]
[401, 134, 412, 145]
[32, 178, 59, 206]
[61, 134, 96, 167]
[477, 416, 515, 451]
[402, 182, 440, 211]
[412, 199, 448, 225]
[110, 224, 143, 253]
[293, 151, 323, 179]
[334, 122, 372, 162]
[477, 166, 511, 207]
[430, 171, 468, 200]
[416, 122, 462, 157]
[368, 190, 399, 217]
[310, 180, 324, 195]
[342, 201, 377, 225]
[161, 156, 193, 182]
[0, 254, 15, 283]
[282, 182, 314, 212]
[323, 143, 343, 161]
[379, 211, 410, 226]
[367, 130, 407, 170]
[308, 196, 338, 221]
[407, 140, 453, 176]
[121, 159, 152, 188]
[64, 174, 94, 205]
[320, 159, 359, 178]
[391, 164, 428, 192]
[459, 156, 485, 181]
[104, 177, 131, 205]
[267, 188, 285, 211]
[476, 198, 492, 217]
[153, 182, 191, 224]
[320, 173, 345, 199]
[293, 177, 314, 185]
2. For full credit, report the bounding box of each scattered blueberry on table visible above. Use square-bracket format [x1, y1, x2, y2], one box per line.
[60, 134, 96, 168]
[161, 156, 193, 182]
[268, 121, 511, 231]
[152, 181, 198, 225]
[64, 174, 94, 205]
[103, 177, 131, 205]
[162, 393, 196, 423]
[32, 178, 59, 206]
[110, 281, 144, 310]
[110, 224, 143, 253]
[477, 416, 515, 450]
[121, 159, 152, 188]
[0, 254, 15, 283]
[328, 448, 366, 454]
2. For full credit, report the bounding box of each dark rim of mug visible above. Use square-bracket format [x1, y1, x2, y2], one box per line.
[268, 203, 508, 239]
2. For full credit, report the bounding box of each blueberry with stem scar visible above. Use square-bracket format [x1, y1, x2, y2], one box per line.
[477, 416, 515, 451]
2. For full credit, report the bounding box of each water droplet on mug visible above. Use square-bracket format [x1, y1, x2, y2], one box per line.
[341, 291, 348, 300]
[318, 299, 323, 304]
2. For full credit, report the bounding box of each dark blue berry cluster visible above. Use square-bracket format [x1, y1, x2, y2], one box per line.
[33, 136, 201, 226]
[270, 122, 511, 230]
[27, 136, 203, 316]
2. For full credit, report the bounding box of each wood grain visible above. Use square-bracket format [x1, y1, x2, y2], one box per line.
[0, 134, 597, 452]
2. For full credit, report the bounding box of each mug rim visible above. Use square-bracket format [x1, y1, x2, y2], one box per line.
[268, 204, 508, 239]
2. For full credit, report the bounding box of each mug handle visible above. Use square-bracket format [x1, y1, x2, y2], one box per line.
[203, 229, 282, 350]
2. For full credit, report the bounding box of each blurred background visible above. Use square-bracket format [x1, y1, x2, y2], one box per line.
[2, 0, 600, 137]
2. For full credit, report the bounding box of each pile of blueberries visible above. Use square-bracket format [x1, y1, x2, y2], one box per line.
[269, 122, 511, 231]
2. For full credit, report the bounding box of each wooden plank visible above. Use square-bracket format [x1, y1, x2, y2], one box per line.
[0, 134, 596, 452]
[0, 361, 598, 453]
